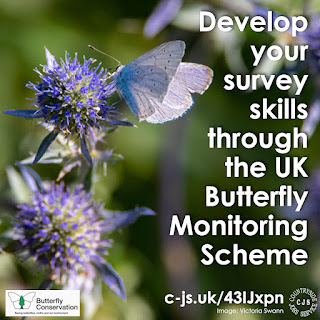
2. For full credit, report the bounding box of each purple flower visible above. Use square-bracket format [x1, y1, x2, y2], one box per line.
[6, 182, 155, 300]
[14, 183, 104, 283]
[253, 6, 291, 29]
[4, 48, 134, 166]
[144, 0, 183, 38]
[300, 16, 320, 73]
[299, 17, 320, 136]
[26, 49, 117, 137]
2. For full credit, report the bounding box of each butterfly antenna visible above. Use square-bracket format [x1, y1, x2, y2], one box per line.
[88, 45, 121, 66]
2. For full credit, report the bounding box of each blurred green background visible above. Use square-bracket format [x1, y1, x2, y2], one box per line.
[1, 0, 320, 319]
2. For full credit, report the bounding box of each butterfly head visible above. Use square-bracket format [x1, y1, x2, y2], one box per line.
[108, 64, 123, 78]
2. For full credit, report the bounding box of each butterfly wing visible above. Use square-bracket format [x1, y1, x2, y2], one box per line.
[146, 100, 188, 123]
[8, 292, 21, 309]
[23, 292, 36, 308]
[22, 301, 32, 309]
[128, 40, 185, 82]
[164, 62, 213, 107]
[115, 65, 166, 120]
[8, 292, 20, 303]
[114, 41, 185, 121]
[146, 62, 213, 123]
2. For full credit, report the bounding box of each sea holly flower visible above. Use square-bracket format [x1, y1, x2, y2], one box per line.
[144, 0, 183, 38]
[1, 180, 155, 302]
[4, 48, 134, 166]
[298, 16, 320, 137]
[300, 16, 320, 73]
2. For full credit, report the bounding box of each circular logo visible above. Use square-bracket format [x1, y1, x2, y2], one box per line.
[289, 288, 317, 317]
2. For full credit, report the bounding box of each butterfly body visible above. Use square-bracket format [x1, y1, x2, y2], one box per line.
[113, 40, 213, 123]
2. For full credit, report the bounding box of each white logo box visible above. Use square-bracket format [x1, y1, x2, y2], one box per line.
[5, 290, 80, 317]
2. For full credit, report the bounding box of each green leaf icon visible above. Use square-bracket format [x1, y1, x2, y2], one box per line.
[19, 296, 25, 309]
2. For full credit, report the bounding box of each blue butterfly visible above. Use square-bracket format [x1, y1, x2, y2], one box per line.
[113, 40, 213, 123]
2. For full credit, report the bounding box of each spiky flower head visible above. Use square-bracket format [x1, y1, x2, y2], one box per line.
[28, 49, 117, 137]
[10, 181, 154, 299]
[302, 16, 320, 73]
[15, 183, 107, 283]
[4, 48, 134, 166]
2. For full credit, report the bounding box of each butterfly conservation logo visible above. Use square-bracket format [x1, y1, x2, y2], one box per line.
[8, 292, 35, 309]
[5, 290, 80, 317]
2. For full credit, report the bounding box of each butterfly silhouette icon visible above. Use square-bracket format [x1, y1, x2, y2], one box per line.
[8, 292, 36, 309]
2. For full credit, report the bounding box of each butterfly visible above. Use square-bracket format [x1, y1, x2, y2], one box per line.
[8, 292, 36, 309]
[112, 40, 213, 123]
